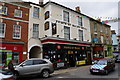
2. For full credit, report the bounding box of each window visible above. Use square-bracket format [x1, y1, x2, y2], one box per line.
[101, 36, 104, 43]
[33, 7, 39, 18]
[78, 17, 82, 26]
[94, 23, 97, 31]
[106, 28, 108, 34]
[100, 25, 103, 32]
[63, 11, 69, 22]
[33, 60, 47, 65]
[23, 60, 33, 66]
[45, 11, 49, 20]
[64, 26, 70, 40]
[44, 22, 49, 30]
[0, 5, 7, 15]
[52, 23, 57, 35]
[33, 24, 39, 38]
[13, 25, 21, 39]
[78, 30, 83, 41]
[0, 23, 6, 38]
[14, 9, 22, 18]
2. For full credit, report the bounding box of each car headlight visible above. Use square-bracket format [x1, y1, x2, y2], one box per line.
[100, 68, 104, 70]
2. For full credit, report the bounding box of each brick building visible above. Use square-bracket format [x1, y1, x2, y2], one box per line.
[0, 2, 30, 65]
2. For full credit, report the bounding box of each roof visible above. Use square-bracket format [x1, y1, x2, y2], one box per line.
[43, 1, 111, 27]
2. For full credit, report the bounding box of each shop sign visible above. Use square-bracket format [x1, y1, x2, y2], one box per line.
[64, 46, 80, 50]
[0, 47, 6, 50]
[76, 60, 86, 65]
[57, 62, 64, 68]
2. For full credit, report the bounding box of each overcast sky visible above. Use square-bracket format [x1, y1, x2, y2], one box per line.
[23, 0, 119, 34]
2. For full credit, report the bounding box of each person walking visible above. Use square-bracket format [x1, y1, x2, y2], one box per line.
[8, 60, 15, 74]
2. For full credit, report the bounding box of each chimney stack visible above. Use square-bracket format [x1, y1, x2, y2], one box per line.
[75, 6, 81, 13]
[39, 0, 43, 5]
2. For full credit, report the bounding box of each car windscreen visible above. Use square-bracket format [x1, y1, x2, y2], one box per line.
[97, 60, 107, 65]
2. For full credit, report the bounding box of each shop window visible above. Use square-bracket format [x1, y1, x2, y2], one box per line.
[64, 26, 70, 40]
[45, 11, 49, 20]
[33, 24, 39, 38]
[78, 16, 82, 26]
[44, 21, 49, 30]
[13, 25, 21, 39]
[52, 23, 57, 35]
[13, 52, 19, 65]
[63, 11, 69, 22]
[33, 7, 39, 18]
[0, 23, 6, 38]
[14, 9, 22, 18]
[0, 5, 7, 15]
[78, 30, 83, 41]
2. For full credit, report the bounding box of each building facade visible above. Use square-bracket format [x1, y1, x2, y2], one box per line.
[90, 19, 112, 61]
[41, 1, 92, 69]
[0, 2, 29, 65]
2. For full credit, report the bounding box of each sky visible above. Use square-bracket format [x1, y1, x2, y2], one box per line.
[23, 0, 119, 35]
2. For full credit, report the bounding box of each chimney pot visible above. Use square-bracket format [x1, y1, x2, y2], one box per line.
[75, 6, 81, 13]
[39, 0, 43, 5]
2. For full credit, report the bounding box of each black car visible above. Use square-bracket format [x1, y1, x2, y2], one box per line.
[90, 58, 115, 75]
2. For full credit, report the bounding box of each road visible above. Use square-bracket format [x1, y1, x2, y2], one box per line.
[19, 63, 119, 80]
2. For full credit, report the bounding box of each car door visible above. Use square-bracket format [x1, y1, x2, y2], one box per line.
[18, 60, 35, 75]
[33, 60, 48, 74]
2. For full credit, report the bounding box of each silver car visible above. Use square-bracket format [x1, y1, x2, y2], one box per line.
[14, 58, 54, 78]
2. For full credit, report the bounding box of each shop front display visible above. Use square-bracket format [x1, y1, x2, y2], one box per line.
[43, 44, 91, 69]
[0, 43, 24, 65]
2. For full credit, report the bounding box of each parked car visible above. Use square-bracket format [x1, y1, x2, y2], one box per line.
[115, 54, 120, 62]
[90, 58, 115, 75]
[0, 70, 14, 80]
[14, 58, 54, 78]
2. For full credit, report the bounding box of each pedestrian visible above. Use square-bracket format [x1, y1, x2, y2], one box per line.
[8, 60, 15, 74]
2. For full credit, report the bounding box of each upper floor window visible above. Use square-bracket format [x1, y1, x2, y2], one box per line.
[44, 21, 49, 30]
[78, 30, 83, 41]
[63, 11, 69, 22]
[13, 25, 21, 39]
[33, 24, 39, 38]
[0, 23, 6, 38]
[14, 9, 22, 18]
[105, 28, 108, 34]
[100, 25, 103, 32]
[52, 23, 57, 35]
[0, 5, 7, 15]
[78, 17, 82, 26]
[64, 26, 70, 40]
[45, 11, 49, 20]
[94, 23, 97, 31]
[33, 7, 39, 18]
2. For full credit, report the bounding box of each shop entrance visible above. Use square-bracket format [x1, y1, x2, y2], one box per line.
[68, 54, 76, 67]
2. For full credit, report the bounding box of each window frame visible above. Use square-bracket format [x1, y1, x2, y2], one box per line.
[33, 7, 39, 18]
[63, 10, 69, 22]
[64, 26, 70, 40]
[0, 22, 6, 38]
[45, 11, 50, 20]
[33, 24, 39, 38]
[14, 9, 22, 18]
[44, 21, 49, 31]
[78, 30, 83, 41]
[94, 23, 97, 32]
[78, 16, 83, 26]
[13, 24, 21, 39]
[0, 5, 8, 15]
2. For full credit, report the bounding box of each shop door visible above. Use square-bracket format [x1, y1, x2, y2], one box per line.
[68, 54, 76, 67]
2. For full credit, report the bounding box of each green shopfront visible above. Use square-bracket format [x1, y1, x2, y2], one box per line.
[42, 39, 91, 69]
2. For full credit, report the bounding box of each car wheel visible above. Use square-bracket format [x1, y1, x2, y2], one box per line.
[105, 70, 108, 75]
[14, 71, 19, 79]
[42, 70, 50, 78]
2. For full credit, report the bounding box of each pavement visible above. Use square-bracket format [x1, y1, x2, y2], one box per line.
[53, 65, 91, 75]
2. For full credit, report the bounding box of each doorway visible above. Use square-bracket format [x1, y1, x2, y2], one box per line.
[68, 54, 76, 67]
